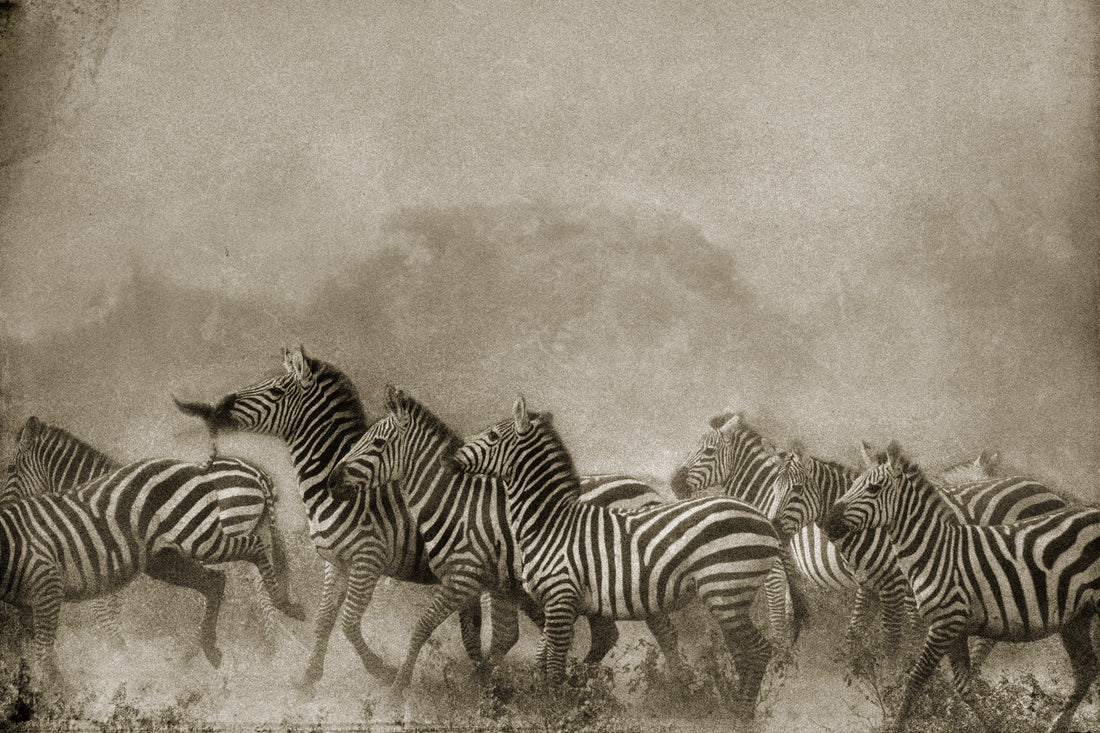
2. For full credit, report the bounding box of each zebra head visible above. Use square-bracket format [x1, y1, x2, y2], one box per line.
[454, 396, 552, 486]
[327, 385, 414, 501]
[770, 442, 818, 537]
[669, 412, 740, 498]
[177, 346, 332, 438]
[823, 440, 908, 541]
[3, 417, 49, 502]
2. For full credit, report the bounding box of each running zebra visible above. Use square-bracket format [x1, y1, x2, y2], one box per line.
[3, 416, 286, 653]
[671, 413, 908, 651]
[327, 387, 682, 694]
[175, 348, 662, 688]
[452, 397, 781, 719]
[774, 442, 1068, 668]
[821, 441, 1100, 733]
[0, 453, 303, 682]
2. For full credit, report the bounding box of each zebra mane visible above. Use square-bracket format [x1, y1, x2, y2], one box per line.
[19, 419, 114, 466]
[530, 413, 581, 490]
[395, 393, 463, 455]
[313, 359, 375, 426]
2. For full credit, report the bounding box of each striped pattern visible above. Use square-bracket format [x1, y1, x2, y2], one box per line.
[330, 388, 678, 690]
[822, 441, 1099, 733]
[670, 413, 905, 650]
[0, 454, 301, 681]
[5, 417, 286, 652]
[452, 398, 780, 719]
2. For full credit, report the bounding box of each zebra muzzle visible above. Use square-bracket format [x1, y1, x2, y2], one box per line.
[821, 506, 852, 541]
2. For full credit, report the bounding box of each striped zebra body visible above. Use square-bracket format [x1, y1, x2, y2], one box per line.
[452, 397, 780, 720]
[329, 387, 680, 691]
[181, 349, 661, 687]
[821, 441, 1099, 733]
[0, 455, 301, 680]
[671, 413, 899, 650]
[4, 417, 285, 653]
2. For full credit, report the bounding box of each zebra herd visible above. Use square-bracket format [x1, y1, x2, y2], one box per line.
[2, 347, 1098, 733]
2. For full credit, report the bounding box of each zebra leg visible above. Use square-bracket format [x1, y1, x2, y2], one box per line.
[845, 584, 875, 658]
[300, 562, 348, 691]
[91, 594, 126, 650]
[778, 549, 810, 645]
[944, 634, 984, 723]
[584, 615, 619, 666]
[145, 550, 226, 668]
[458, 596, 485, 670]
[394, 580, 483, 692]
[252, 572, 278, 657]
[1048, 613, 1099, 733]
[484, 590, 519, 667]
[339, 551, 397, 684]
[248, 545, 305, 621]
[967, 637, 995, 674]
[763, 559, 792, 651]
[877, 567, 913, 654]
[540, 591, 580, 685]
[718, 617, 773, 721]
[29, 575, 63, 687]
[893, 620, 964, 733]
[645, 614, 689, 683]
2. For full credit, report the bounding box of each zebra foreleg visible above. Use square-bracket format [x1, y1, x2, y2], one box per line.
[394, 580, 483, 693]
[484, 590, 519, 668]
[539, 591, 580, 685]
[717, 617, 773, 721]
[90, 594, 126, 650]
[893, 619, 965, 733]
[339, 551, 397, 684]
[145, 551, 226, 668]
[584, 616, 619, 667]
[299, 562, 347, 691]
[1048, 613, 1099, 733]
[29, 574, 63, 687]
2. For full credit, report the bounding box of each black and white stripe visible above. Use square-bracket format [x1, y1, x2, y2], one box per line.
[451, 397, 781, 720]
[0, 453, 302, 681]
[821, 441, 1098, 733]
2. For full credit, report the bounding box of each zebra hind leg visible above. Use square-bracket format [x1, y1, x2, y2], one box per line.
[394, 581, 483, 693]
[484, 590, 519, 668]
[458, 597, 486, 677]
[717, 617, 773, 722]
[645, 614, 690, 684]
[145, 551, 226, 668]
[1047, 612, 1098, 733]
[299, 562, 348, 692]
[584, 615, 619, 667]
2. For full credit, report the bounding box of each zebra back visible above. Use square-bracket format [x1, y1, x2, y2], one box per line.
[5, 417, 118, 502]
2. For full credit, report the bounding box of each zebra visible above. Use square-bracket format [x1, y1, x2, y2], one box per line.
[671, 412, 909, 652]
[174, 347, 665, 688]
[3, 416, 286, 653]
[326, 386, 683, 694]
[773, 441, 1069, 669]
[0, 453, 304, 683]
[451, 396, 781, 720]
[821, 441, 1100, 733]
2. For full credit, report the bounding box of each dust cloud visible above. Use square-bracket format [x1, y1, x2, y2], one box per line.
[0, 1, 1098, 731]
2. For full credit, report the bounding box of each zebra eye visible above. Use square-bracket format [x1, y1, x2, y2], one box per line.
[269, 385, 286, 399]
[486, 430, 501, 444]
[701, 447, 715, 456]
[371, 438, 386, 449]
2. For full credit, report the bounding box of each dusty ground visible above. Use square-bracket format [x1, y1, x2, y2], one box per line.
[2, 566, 1097, 733]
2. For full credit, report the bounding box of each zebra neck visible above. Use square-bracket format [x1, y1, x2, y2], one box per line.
[882, 476, 959, 596]
[812, 459, 856, 516]
[393, 420, 463, 519]
[286, 411, 368, 497]
[507, 441, 583, 554]
[721, 438, 776, 508]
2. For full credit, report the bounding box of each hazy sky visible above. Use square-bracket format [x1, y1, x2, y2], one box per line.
[2, 0, 1095, 337]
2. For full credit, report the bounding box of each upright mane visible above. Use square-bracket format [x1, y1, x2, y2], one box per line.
[22, 419, 114, 465]
[401, 394, 463, 455]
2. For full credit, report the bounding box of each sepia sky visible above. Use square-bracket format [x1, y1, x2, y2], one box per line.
[1, 0, 1098, 489]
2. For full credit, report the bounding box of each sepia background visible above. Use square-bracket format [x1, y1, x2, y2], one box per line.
[0, 1, 1097, 730]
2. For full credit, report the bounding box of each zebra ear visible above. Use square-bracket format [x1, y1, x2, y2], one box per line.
[885, 440, 904, 476]
[708, 412, 737, 430]
[287, 347, 316, 388]
[977, 450, 1000, 474]
[859, 441, 876, 469]
[17, 418, 40, 451]
[789, 440, 807, 461]
[513, 396, 531, 434]
[716, 413, 741, 442]
[385, 384, 402, 413]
